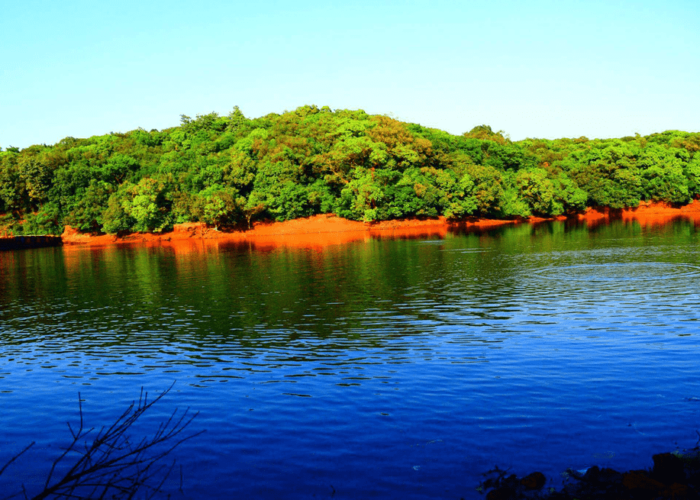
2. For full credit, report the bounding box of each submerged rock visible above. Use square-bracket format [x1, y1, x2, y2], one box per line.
[479, 447, 700, 499]
[520, 472, 546, 490]
[652, 452, 686, 485]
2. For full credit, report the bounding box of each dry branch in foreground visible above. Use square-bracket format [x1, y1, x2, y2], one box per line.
[0, 383, 203, 500]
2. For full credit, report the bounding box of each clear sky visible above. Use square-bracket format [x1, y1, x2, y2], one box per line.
[1, 0, 698, 149]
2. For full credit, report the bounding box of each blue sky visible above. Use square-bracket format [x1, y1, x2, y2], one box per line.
[1, 0, 698, 149]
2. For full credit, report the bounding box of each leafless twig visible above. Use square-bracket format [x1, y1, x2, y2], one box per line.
[0, 383, 203, 500]
[0, 442, 35, 479]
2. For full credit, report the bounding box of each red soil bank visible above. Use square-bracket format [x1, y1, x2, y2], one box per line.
[60, 214, 517, 250]
[579, 199, 700, 219]
[60, 201, 700, 251]
[578, 200, 700, 229]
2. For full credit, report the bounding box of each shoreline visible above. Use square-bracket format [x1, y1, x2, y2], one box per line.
[5, 200, 700, 251]
[61, 199, 700, 249]
[60, 213, 518, 249]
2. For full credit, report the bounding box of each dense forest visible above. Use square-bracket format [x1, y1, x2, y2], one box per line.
[1, 105, 699, 236]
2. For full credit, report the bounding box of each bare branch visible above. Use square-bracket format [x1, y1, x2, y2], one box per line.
[0, 442, 35, 478]
[0, 383, 202, 500]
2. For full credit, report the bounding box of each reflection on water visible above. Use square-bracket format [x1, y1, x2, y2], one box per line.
[2, 219, 700, 499]
[534, 262, 700, 281]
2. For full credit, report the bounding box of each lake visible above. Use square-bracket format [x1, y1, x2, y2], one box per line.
[1, 218, 700, 499]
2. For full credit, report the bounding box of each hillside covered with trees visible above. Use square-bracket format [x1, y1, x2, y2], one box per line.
[1, 105, 699, 236]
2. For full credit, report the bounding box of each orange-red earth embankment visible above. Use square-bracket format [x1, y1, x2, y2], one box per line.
[60, 214, 518, 250]
[579, 199, 700, 228]
[59, 200, 700, 250]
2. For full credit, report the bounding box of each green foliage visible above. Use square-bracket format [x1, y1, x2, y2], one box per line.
[567, 145, 643, 209]
[190, 185, 245, 226]
[685, 156, 700, 198]
[0, 151, 26, 213]
[2, 106, 698, 235]
[638, 146, 690, 203]
[122, 178, 173, 233]
[64, 180, 113, 232]
[102, 187, 134, 235]
[462, 163, 505, 216]
[514, 169, 558, 216]
[22, 203, 62, 235]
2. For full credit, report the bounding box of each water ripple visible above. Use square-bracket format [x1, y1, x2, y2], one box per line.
[533, 262, 700, 282]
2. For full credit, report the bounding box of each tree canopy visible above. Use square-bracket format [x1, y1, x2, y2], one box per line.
[1, 106, 699, 235]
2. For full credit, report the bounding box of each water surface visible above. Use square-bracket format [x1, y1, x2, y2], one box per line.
[1, 219, 700, 498]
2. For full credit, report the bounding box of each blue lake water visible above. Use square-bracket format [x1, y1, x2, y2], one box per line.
[1, 219, 700, 498]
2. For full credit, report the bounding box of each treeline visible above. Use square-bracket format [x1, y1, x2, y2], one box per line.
[1, 105, 699, 235]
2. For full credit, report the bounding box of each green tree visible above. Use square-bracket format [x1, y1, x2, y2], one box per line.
[102, 187, 134, 234]
[123, 178, 173, 232]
